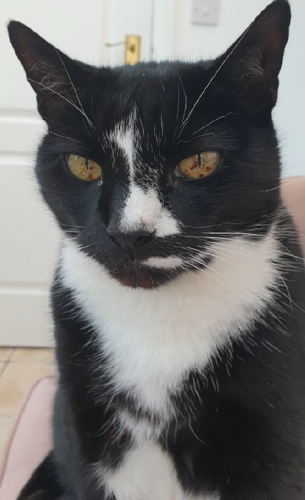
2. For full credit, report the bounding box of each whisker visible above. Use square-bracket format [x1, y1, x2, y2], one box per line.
[48, 130, 91, 147]
[28, 77, 89, 122]
[54, 48, 96, 133]
[173, 76, 188, 140]
[176, 21, 254, 139]
[190, 111, 240, 138]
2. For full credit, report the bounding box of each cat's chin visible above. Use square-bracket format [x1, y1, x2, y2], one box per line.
[110, 265, 179, 289]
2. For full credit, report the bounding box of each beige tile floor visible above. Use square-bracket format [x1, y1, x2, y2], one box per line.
[0, 347, 53, 452]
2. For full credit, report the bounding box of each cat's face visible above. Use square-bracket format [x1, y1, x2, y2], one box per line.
[9, 1, 290, 288]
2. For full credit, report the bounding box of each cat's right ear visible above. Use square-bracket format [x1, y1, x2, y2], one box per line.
[8, 21, 86, 122]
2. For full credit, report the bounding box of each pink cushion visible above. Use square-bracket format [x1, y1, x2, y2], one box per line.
[0, 376, 56, 500]
[281, 177, 305, 258]
[0, 177, 304, 500]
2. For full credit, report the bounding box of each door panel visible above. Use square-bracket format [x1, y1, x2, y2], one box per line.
[0, 288, 52, 347]
[0, 155, 58, 284]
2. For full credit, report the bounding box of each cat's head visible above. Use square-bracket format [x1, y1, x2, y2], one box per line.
[8, 0, 290, 289]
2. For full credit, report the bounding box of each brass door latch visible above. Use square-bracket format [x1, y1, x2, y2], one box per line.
[125, 36, 141, 65]
[105, 36, 141, 65]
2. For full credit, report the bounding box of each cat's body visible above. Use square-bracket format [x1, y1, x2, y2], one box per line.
[53, 231, 305, 500]
[8, 1, 305, 499]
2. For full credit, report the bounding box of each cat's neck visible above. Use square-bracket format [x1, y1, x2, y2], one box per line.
[59, 228, 280, 417]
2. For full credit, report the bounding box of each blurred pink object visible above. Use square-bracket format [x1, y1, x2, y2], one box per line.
[0, 376, 55, 500]
[281, 177, 305, 257]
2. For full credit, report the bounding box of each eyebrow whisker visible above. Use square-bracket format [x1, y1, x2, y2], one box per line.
[176, 22, 253, 139]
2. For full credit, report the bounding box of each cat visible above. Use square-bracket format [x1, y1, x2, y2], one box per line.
[8, 0, 305, 499]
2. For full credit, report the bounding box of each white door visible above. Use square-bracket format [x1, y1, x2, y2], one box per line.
[0, 0, 154, 346]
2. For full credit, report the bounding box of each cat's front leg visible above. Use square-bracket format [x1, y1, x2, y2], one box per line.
[221, 482, 303, 500]
[167, 407, 305, 500]
[53, 385, 124, 500]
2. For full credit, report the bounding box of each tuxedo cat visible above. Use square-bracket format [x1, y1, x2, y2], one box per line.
[9, 1, 305, 499]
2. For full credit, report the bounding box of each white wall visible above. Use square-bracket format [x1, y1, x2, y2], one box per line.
[154, 0, 305, 177]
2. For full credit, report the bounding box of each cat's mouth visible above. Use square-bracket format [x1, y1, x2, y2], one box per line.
[110, 261, 181, 289]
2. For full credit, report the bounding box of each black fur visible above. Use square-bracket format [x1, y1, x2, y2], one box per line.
[17, 453, 63, 499]
[9, 1, 305, 499]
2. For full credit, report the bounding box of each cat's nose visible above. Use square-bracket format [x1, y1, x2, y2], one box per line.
[107, 226, 153, 253]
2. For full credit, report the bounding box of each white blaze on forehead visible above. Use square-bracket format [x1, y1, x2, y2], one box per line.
[110, 116, 180, 238]
[114, 125, 135, 177]
[109, 113, 136, 180]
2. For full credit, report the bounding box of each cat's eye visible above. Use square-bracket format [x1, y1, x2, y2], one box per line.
[176, 151, 221, 180]
[66, 154, 102, 181]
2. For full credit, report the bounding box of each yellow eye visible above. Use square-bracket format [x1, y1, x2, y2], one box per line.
[66, 154, 102, 181]
[177, 151, 221, 180]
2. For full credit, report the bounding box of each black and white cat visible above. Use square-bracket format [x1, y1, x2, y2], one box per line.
[9, 1, 305, 499]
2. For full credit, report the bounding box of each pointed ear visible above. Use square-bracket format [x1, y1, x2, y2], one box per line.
[8, 21, 88, 123]
[218, 0, 291, 113]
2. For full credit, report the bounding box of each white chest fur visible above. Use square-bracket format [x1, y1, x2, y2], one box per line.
[60, 233, 279, 500]
[61, 233, 278, 417]
[102, 440, 220, 500]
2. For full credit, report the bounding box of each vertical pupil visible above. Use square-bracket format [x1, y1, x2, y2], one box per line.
[85, 159, 89, 170]
[197, 154, 201, 167]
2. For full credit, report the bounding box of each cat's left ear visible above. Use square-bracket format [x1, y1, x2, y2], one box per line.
[217, 0, 291, 113]
[8, 21, 90, 123]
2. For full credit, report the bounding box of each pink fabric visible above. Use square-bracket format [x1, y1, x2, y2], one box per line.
[281, 177, 305, 258]
[0, 376, 56, 500]
[0, 177, 304, 500]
